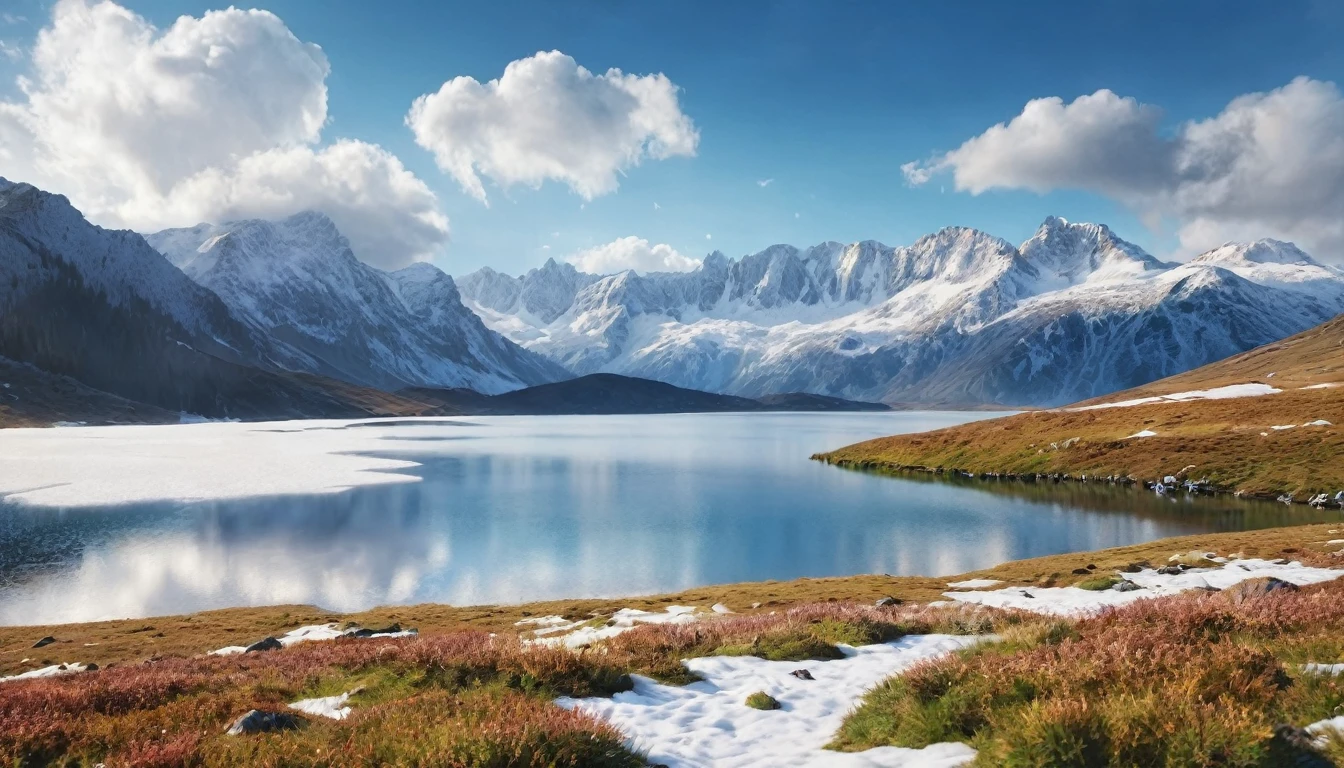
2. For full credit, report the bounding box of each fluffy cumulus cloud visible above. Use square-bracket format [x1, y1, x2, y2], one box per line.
[904, 77, 1344, 261]
[0, 0, 447, 269]
[406, 50, 698, 203]
[567, 236, 700, 275]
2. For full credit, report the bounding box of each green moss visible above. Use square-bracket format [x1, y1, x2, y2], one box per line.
[1074, 575, 1121, 591]
[745, 691, 781, 711]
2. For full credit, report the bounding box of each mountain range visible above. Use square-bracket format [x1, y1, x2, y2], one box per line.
[458, 218, 1344, 406]
[2, 174, 1342, 424]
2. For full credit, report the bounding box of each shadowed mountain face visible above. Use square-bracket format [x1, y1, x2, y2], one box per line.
[0, 179, 518, 423]
[459, 219, 1344, 407]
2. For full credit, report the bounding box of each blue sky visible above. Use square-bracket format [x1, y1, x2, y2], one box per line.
[2, 0, 1342, 274]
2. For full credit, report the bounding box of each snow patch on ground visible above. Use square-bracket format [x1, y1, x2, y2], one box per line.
[1307, 715, 1344, 746]
[521, 606, 701, 649]
[1071, 383, 1282, 411]
[289, 691, 353, 720]
[1303, 383, 1339, 390]
[0, 662, 92, 684]
[1271, 424, 1297, 430]
[557, 634, 985, 768]
[946, 578, 1002, 589]
[1306, 419, 1333, 427]
[1125, 429, 1158, 438]
[943, 559, 1344, 616]
[209, 623, 416, 656]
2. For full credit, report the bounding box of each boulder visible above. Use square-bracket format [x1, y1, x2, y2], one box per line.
[244, 637, 283, 653]
[32, 636, 56, 649]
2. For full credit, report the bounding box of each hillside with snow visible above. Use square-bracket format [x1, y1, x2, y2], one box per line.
[147, 213, 566, 394]
[457, 218, 1344, 406]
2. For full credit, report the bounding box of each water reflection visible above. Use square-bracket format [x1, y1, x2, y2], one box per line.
[0, 413, 1336, 624]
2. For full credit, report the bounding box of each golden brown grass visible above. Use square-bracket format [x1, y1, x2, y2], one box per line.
[817, 315, 1344, 499]
[0, 602, 1029, 767]
[817, 387, 1344, 498]
[833, 577, 1344, 766]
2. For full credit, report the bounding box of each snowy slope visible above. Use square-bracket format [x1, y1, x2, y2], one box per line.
[147, 213, 565, 393]
[459, 218, 1344, 406]
[0, 179, 416, 419]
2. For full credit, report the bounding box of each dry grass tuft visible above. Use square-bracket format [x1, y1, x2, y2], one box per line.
[833, 578, 1344, 766]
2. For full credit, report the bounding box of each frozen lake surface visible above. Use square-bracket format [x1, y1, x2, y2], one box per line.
[0, 412, 1337, 625]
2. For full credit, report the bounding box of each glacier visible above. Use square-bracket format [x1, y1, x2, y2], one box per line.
[457, 217, 1344, 406]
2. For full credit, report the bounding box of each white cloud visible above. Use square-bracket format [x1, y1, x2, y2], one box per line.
[1, 14, 26, 25]
[705, 233, 712, 240]
[567, 236, 700, 275]
[406, 50, 698, 204]
[0, 0, 447, 269]
[904, 78, 1344, 261]
[653, 201, 660, 210]
[757, 178, 773, 188]
[0, 40, 20, 60]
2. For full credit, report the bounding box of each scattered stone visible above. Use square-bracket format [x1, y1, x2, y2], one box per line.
[32, 636, 56, 649]
[1085, 564, 1097, 570]
[244, 637, 283, 653]
[1121, 560, 1152, 573]
[750, 602, 761, 610]
[344, 623, 402, 638]
[84, 663, 98, 671]
[1071, 568, 1091, 575]
[1111, 580, 1142, 592]
[744, 691, 781, 711]
[1226, 577, 1301, 601]
[874, 596, 902, 607]
[790, 669, 815, 681]
[225, 709, 302, 736]
[1156, 565, 1184, 575]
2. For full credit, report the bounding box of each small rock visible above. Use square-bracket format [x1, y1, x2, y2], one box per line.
[244, 637, 283, 653]
[790, 669, 815, 680]
[344, 623, 402, 638]
[225, 709, 302, 736]
[874, 596, 902, 607]
[1111, 580, 1142, 592]
[750, 602, 761, 609]
[1121, 561, 1152, 573]
[32, 636, 56, 649]
[1071, 568, 1091, 575]
[84, 663, 98, 671]
[1156, 565, 1183, 575]
[1085, 564, 1097, 570]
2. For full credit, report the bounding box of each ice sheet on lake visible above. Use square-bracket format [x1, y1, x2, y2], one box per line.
[557, 634, 984, 768]
[0, 419, 452, 507]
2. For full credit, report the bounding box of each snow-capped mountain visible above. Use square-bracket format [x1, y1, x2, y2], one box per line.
[147, 212, 565, 394]
[0, 178, 400, 418]
[458, 218, 1344, 406]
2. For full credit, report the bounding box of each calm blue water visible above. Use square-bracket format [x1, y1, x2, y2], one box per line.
[0, 412, 1336, 625]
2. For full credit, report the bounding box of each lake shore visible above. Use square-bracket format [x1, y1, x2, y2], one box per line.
[6, 519, 1342, 675]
